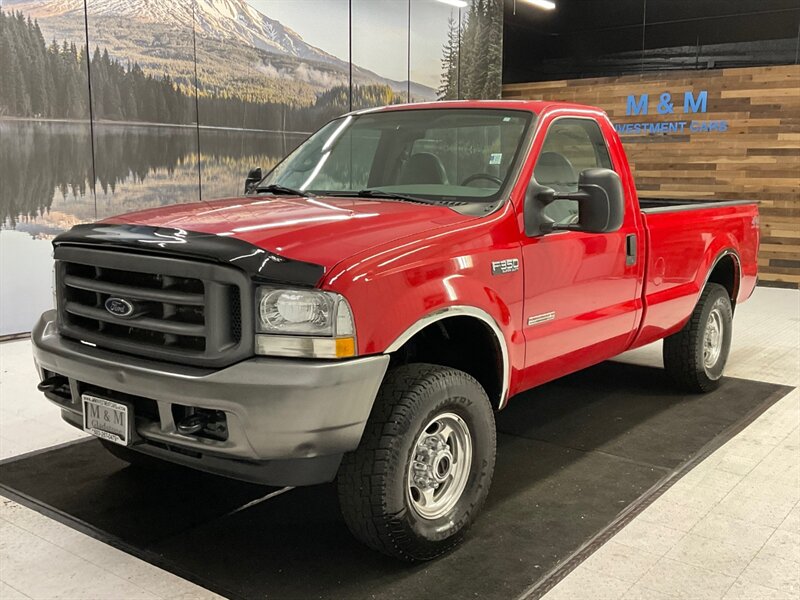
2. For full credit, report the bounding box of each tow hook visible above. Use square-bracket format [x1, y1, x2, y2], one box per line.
[177, 413, 207, 435]
[37, 375, 68, 393]
[176, 410, 228, 439]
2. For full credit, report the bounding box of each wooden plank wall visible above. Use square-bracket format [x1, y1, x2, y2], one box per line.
[503, 65, 800, 288]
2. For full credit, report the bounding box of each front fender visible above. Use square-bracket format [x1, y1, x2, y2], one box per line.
[351, 261, 522, 377]
[322, 204, 525, 406]
[385, 303, 512, 406]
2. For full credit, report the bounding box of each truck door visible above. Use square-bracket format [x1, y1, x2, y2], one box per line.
[519, 116, 642, 389]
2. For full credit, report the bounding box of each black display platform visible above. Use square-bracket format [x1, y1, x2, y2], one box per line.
[0, 362, 792, 600]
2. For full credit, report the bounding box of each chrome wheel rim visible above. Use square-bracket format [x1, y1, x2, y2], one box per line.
[703, 307, 724, 369]
[407, 412, 472, 520]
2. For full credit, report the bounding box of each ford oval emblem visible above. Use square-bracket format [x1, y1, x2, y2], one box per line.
[105, 297, 135, 318]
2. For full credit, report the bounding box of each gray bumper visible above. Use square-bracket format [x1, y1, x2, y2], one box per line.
[32, 311, 389, 484]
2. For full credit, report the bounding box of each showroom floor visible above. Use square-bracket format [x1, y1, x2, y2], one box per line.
[0, 287, 797, 600]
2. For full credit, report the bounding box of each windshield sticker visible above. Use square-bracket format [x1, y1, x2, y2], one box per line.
[489, 153, 503, 165]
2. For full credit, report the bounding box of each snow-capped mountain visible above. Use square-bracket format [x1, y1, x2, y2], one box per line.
[194, 0, 342, 64]
[9, 0, 339, 62]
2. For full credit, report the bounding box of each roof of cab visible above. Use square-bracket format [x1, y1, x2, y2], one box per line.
[346, 99, 603, 117]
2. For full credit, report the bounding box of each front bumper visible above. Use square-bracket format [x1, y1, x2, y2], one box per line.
[32, 311, 390, 486]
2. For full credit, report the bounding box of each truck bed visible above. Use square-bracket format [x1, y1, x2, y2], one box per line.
[639, 198, 758, 214]
[632, 199, 760, 349]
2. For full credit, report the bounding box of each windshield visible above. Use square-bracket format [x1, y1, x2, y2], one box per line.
[259, 108, 533, 202]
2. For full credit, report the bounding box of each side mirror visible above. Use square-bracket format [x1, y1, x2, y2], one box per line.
[524, 168, 624, 236]
[523, 181, 556, 237]
[572, 168, 625, 233]
[244, 167, 262, 194]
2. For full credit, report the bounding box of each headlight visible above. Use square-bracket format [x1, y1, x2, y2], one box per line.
[255, 286, 356, 359]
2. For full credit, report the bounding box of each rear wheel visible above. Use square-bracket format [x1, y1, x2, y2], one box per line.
[337, 363, 496, 562]
[663, 283, 733, 393]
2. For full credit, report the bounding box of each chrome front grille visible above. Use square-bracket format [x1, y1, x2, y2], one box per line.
[55, 246, 253, 367]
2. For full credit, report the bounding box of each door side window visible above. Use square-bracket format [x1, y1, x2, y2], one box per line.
[533, 119, 613, 225]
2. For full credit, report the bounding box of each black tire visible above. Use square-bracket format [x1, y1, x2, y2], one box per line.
[337, 363, 496, 562]
[663, 282, 733, 393]
[99, 440, 165, 469]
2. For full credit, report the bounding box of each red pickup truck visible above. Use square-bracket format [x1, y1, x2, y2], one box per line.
[33, 100, 759, 561]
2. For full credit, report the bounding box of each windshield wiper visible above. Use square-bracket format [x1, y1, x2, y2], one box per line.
[253, 184, 313, 198]
[325, 189, 439, 205]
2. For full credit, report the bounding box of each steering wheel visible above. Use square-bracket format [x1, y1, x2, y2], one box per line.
[461, 173, 503, 186]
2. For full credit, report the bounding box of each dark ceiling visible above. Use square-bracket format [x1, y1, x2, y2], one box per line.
[502, 0, 800, 83]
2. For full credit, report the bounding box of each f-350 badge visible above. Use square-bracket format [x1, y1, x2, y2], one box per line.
[492, 258, 519, 275]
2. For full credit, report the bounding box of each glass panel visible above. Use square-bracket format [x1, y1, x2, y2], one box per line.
[503, 0, 644, 82]
[458, 0, 503, 99]
[409, 0, 456, 102]
[195, 0, 348, 201]
[351, 0, 409, 110]
[84, 0, 199, 221]
[0, 4, 93, 335]
[644, 0, 799, 71]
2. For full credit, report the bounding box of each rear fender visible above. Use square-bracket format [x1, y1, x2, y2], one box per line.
[700, 248, 742, 305]
[660, 245, 742, 339]
[633, 223, 745, 350]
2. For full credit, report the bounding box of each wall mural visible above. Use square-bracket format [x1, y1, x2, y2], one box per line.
[0, 0, 504, 335]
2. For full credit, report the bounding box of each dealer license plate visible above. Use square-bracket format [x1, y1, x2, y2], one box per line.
[82, 394, 131, 446]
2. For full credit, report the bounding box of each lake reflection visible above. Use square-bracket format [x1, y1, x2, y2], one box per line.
[0, 120, 306, 335]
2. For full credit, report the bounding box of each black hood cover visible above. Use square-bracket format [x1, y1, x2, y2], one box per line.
[53, 224, 325, 287]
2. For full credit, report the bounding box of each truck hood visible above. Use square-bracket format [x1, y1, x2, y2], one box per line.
[101, 195, 473, 272]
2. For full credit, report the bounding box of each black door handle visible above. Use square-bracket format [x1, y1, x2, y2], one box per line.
[626, 234, 637, 266]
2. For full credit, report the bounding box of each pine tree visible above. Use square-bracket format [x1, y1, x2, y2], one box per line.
[74, 43, 89, 119]
[90, 47, 105, 118]
[481, 0, 502, 99]
[27, 17, 49, 116]
[438, 14, 460, 100]
[5, 12, 32, 115]
[0, 13, 18, 115]
[459, 0, 485, 99]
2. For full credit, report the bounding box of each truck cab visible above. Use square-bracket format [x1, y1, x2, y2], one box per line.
[33, 100, 759, 561]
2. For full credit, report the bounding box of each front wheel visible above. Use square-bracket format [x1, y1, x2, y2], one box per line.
[663, 282, 733, 393]
[337, 363, 496, 561]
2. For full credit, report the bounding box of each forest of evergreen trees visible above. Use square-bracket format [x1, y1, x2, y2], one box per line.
[439, 0, 502, 101]
[0, 9, 408, 131]
[0, 10, 199, 123]
[0, 11, 89, 119]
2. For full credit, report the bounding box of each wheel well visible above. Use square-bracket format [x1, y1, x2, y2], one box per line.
[707, 253, 739, 305]
[388, 316, 503, 407]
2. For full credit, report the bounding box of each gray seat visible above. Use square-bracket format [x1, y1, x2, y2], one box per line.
[534, 152, 577, 193]
[399, 152, 448, 185]
[534, 152, 579, 225]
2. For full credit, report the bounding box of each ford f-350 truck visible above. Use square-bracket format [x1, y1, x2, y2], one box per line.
[33, 100, 759, 561]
